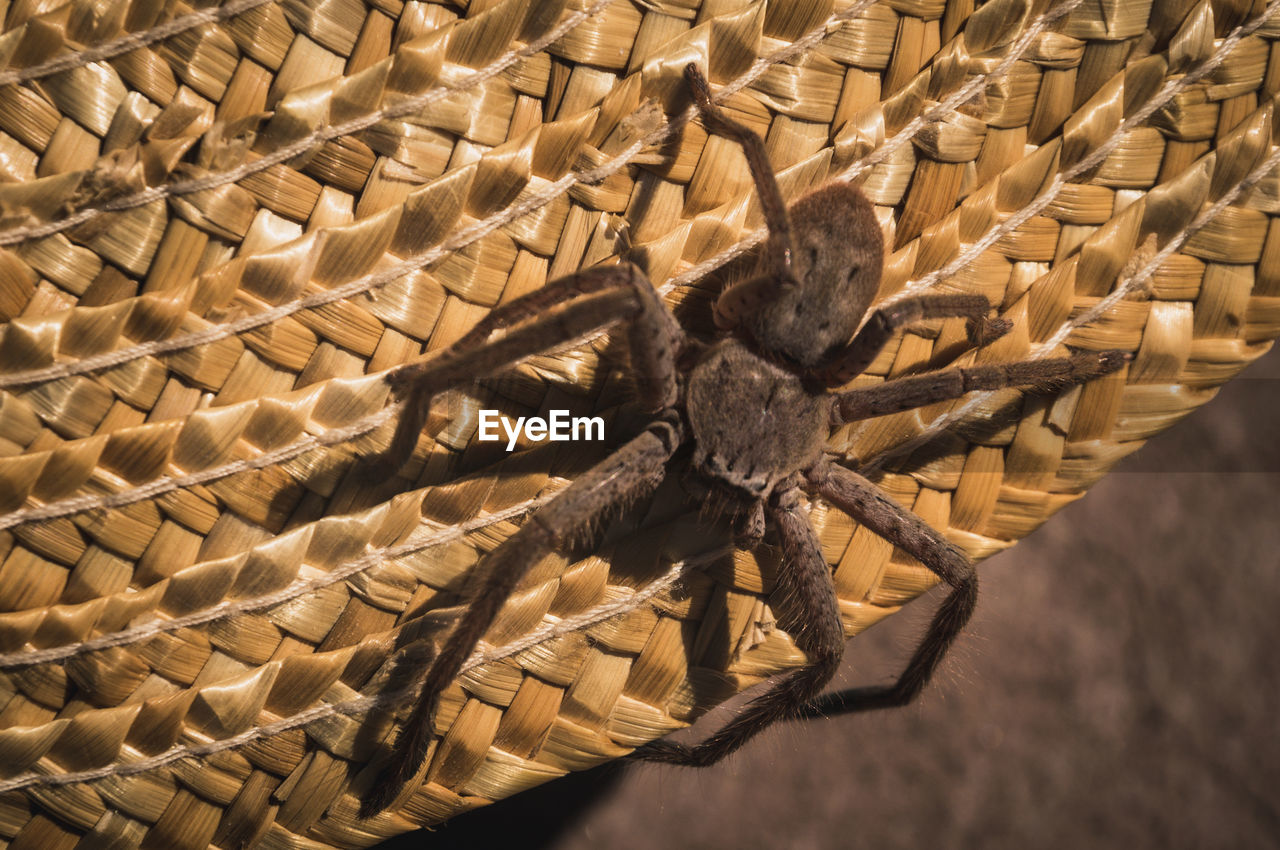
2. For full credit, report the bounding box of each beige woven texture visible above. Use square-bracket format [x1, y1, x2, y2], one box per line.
[0, 0, 1278, 846]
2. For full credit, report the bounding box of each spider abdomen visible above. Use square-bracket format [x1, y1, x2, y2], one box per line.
[741, 183, 883, 368]
[686, 339, 828, 498]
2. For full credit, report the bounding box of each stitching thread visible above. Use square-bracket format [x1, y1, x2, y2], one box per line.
[876, 0, 1280, 312]
[0, 490, 554, 669]
[0, 0, 621, 250]
[0, 552, 710, 792]
[0, 0, 274, 88]
[863, 141, 1280, 473]
[0, 406, 396, 534]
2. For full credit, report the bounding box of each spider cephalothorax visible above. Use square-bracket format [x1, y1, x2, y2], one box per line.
[686, 339, 827, 500]
[359, 64, 1128, 813]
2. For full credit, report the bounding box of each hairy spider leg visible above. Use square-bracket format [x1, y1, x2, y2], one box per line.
[636, 483, 845, 766]
[683, 64, 800, 329]
[361, 257, 686, 812]
[820, 294, 1014, 387]
[369, 263, 681, 477]
[799, 460, 979, 716]
[830, 349, 1130, 426]
[635, 456, 978, 768]
[361, 417, 685, 814]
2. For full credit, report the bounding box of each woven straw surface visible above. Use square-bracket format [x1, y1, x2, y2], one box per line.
[0, 0, 1278, 847]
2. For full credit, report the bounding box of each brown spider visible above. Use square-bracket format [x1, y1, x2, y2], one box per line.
[359, 65, 1128, 814]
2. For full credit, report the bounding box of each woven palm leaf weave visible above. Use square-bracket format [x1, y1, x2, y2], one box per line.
[0, 0, 1277, 846]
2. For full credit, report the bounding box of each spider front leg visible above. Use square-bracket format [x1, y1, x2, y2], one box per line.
[799, 459, 978, 717]
[361, 415, 685, 815]
[683, 64, 801, 329]
[636, 483, 846, 766]
[368, 263, 682, 476]
[831, 349, 1130, 426]
[820, 294, 1015, 387]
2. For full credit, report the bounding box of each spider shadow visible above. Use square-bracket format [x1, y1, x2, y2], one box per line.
[372, 759, 633, 848]
[345, 402, 714, 785]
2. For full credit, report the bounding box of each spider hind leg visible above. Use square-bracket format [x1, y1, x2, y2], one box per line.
[361, 418, 684, 814]
[801, 460, 978, 716]
[635, 484, 844, 766]
[634, 459, 981, 768]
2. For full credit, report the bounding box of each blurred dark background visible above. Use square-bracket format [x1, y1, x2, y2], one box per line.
[380, 348, 1280, 850]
